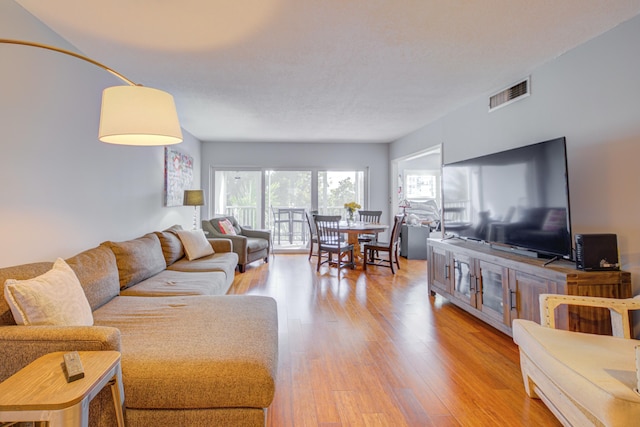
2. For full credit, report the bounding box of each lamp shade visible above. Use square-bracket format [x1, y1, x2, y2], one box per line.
[183, 190, 205, 206]
[99, 85, 183, 146]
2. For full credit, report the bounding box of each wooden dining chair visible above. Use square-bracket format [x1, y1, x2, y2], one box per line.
[305, 211, 319, 260]
[357, 210, 382, 244]
[290, 208, 307, 244]
[314, 215, 355, 278]
[363, 214, 405, 274]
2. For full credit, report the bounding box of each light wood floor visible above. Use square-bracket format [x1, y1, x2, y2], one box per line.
[230, 254, 561, 427]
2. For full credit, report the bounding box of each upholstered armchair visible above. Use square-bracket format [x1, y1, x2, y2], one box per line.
[202, 216, 270, 272]
[512, 293, 640, 426]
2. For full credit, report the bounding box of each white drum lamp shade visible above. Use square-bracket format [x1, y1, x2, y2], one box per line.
[0, 39, 184, 147]
[99, 86, 183, 146]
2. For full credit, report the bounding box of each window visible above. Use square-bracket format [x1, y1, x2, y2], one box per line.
[405, 170, 438, 201]
[213, 170, 262, 228]
[212, 168, 366, 252]
[318, 171, 365, 217]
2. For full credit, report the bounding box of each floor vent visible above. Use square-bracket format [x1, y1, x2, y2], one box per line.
[489, 77, 530, 111]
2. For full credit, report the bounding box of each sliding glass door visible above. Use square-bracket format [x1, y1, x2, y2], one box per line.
[211, 168, 366, 252]
[265, 170, 312, 250]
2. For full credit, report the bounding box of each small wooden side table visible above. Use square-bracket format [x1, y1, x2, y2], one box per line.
[0, 351, 125, 427]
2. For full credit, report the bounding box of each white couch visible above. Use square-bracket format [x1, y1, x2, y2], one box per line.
[512, 294, 640, 427]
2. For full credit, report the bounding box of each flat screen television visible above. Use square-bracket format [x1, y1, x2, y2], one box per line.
[442, 137, 572, 259]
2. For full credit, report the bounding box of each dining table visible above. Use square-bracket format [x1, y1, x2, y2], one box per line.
[335, 221, 389, 261]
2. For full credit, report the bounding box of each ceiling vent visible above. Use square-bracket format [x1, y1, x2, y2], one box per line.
[489, 77, 530, 112]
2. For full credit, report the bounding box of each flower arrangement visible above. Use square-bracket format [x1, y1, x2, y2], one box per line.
[344, 201, 361, 220]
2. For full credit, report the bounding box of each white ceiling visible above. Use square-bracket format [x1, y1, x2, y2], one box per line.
[15, 0, 640, 143]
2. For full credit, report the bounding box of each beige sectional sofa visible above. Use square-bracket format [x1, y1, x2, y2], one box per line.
[0, 225, 279, 426]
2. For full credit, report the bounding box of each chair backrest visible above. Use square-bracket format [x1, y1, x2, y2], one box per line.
[358, 210, 382, 223]
[314, 215, 342, 245]
[388, 214, 405, 249]
[271, 206, 289, 223]
[306, 211, 318, 237]
[205, 216, 241, 234]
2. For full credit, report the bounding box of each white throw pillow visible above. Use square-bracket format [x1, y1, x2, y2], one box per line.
[4, 258, 94, 326]
[176, 229, 215, 261]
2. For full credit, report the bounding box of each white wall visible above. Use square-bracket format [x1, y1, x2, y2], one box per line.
[0, 2, 201, 267]
[201, 141, 390, 222]
[391, 13, 640, 292]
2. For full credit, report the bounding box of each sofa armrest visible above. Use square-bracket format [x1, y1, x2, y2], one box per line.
[242, 227, 271, 240]
[540, 294, 640, 338]
[0, 325, 121, 381]
[208, 238, 232, 253]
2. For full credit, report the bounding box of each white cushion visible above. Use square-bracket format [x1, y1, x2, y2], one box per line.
[176, 229, 215, 260]
[4, 258, 94, 326]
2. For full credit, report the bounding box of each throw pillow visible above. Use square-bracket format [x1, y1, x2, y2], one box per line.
[3, 258, 94, 326]
[176, 229, 215, 261]
[218, 218, 237, 235]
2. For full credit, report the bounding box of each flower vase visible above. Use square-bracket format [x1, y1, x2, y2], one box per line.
[348, 210, 354, 225]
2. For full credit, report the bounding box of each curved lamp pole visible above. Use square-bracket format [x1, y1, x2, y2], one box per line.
[0, 38, 183, 146]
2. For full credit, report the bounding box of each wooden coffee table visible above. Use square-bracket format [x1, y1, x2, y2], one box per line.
[0, 350, 125, 427]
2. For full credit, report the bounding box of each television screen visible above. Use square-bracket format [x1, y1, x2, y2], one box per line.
[442, 137, 572, 258]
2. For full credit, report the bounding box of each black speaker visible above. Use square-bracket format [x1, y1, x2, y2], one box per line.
[575, 234, 619, 271]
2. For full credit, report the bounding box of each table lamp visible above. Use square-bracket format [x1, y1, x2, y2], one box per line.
[183, 190, 205, 229]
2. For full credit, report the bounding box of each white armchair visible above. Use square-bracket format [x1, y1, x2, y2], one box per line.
[513, 293, 640, 427]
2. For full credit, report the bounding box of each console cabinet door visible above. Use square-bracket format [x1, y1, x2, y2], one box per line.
[428, 245, 451, 295]
[478, 260, 509, 326]
[508, 270, 561, 328]
[452, 253, 477, 307]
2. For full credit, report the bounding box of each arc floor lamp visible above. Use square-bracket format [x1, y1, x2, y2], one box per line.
[0, 39, 182, 146]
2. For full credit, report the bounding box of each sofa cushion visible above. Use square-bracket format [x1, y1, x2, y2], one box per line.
[66, 244, 120, 310]
[176, 229, 215, 260]
[92, 295, 278, 409]
[103, 233, 167, 290]
[513, 319, 640, 426]
[120, 270, 231, 296]
[168, 252, 238, 281]
[246, 237, 269, 254]
[4, 258, 93, 326]
[155, 225, 185, 266]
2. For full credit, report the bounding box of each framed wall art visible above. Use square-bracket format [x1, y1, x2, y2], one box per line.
[164, 147, 194, 207]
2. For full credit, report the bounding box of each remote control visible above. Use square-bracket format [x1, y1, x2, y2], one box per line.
[63, 351, 85, 383]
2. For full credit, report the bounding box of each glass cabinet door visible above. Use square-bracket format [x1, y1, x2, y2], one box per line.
[452, 253, 476, 306]
[478, 260, 508, 325]
[428, 245, 450, 294]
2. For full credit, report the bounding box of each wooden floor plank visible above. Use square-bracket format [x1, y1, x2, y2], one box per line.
[235, 254, 560, 427]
